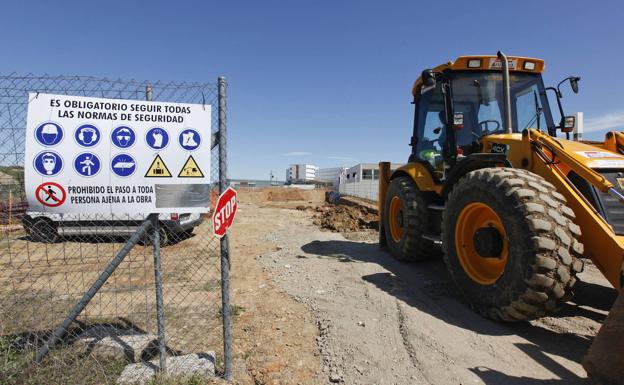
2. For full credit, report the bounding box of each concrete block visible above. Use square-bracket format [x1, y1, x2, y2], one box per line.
[116, 353, 216, 385]
[74, 325, 157, 363]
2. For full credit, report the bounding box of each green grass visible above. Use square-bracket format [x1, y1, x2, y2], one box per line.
[0, 336, 28, 377]
[217, 304, 245, 320]
[1, 334, 220, 385]
[0, 338, 127, 385]
[201, 279, 221, 292]
[147, 373, 209, 385]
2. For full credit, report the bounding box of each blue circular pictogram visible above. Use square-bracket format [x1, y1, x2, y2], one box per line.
[34, 122, 64, 147]
[74, 124, 101, 147]
[145, 127, 169, 150]
[178, 128, 201, 151]
[111, 126, 136, 149]
[111, 153, 136, 177]
[34, 151, 63, 176]
[73, 152, 101, 177]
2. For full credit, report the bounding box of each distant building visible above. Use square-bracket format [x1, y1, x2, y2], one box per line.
[286, 164, 318, 184]
[315, 167, 346, 188]
[338, 163, 403, 201]
[230, 179, 286, 189]
[341, 163, 401, 184]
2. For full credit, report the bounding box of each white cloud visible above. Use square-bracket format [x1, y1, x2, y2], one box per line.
[585, 111, 624, 133]
[282, 151, 311, 156]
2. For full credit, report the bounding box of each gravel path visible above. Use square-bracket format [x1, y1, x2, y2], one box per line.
[247, 202, 613, 385]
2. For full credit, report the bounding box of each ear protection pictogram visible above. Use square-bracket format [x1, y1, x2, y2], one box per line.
[78, 126, 98, 144]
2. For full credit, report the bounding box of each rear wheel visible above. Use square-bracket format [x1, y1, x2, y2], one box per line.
[139, 225, 169, 247]
[383, 176, 440, 261]
[442, 168, 584, 321]
[31, 219, 59, 243]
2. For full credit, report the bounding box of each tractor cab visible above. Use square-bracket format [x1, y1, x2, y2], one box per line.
[410, 55, 578, 180]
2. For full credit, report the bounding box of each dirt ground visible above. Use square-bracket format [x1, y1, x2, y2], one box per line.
[0, 187, 615, 384]
[227, 188, 615, 385]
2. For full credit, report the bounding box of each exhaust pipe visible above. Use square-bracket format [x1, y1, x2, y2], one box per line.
[497, 51, 513, 134]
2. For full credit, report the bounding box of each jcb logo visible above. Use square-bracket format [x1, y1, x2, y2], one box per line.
[491, 143, 508, 154]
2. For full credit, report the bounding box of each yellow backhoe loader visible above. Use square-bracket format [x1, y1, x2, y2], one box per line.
[379, 52, 623, 384]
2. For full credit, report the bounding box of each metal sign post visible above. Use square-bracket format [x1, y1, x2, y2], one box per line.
[146, 87, 168, 375]
[218, 76, 233, 381]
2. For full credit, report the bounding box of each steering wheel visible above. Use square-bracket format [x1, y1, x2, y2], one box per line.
[474, 120, 501, 137]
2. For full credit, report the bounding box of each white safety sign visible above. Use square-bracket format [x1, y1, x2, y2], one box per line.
[25, 93, 211, 214]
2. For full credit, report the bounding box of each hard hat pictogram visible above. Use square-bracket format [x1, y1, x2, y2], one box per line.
[35, 122, 64, 146]
[145, 155, 172, 177]
[178, 155, 204, 178]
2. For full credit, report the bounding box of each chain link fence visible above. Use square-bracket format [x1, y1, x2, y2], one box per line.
[0, 74, 230, 384]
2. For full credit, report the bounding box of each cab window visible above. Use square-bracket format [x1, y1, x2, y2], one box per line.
[415, 84, 445, 167]
[515, 83, 549, 131]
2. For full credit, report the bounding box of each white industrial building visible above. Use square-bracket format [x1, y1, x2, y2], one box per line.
[342, 163, 380, 183]
[339, 163, 403, 201]
[286, 164, 319, 183]
[316, 167, 347, 188]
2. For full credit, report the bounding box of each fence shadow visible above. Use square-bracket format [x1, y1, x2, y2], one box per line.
[17, 231, 194, 246]
[301, 239, 609, 384]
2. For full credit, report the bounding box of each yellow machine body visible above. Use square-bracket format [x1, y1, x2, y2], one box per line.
[379, 55, 624, 290]
[380, 54, 624, 381]
[382, 130, 624, 289]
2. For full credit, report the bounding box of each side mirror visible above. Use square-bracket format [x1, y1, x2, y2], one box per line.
[570, 76, 580, 94]
[561, 116, 575, 133]
[422, 69, 436, 87]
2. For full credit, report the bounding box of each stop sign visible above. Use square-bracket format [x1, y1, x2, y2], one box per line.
[213, 187, 238, 238]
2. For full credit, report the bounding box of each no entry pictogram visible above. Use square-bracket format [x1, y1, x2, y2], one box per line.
[35, 182, 66, 207]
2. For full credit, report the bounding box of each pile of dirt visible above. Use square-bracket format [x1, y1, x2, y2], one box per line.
[311, 204, 378, 233]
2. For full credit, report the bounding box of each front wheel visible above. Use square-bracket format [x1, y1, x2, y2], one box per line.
[383, 176, 440, 261]
[442, 168, 584, 321]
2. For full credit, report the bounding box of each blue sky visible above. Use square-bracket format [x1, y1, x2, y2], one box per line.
[2, 0, 623, 179]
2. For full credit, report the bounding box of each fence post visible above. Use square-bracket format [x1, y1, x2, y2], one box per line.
[145, 84, 167, 374]
[151, 215, 167, 374]
[218, 76, 233, 381]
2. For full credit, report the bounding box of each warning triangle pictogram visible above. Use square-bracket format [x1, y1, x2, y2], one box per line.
[145, 155, 172, 177]
[178, 155, 205, 178]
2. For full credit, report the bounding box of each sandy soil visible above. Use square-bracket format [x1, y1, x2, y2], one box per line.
[227, 190, 616, 385]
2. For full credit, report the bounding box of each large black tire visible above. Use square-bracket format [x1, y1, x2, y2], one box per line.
[442, 168, 584, 321]
[139, 225, 169, 247]
[30, 219, 59, 243]
[383, 176, 441, 261]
